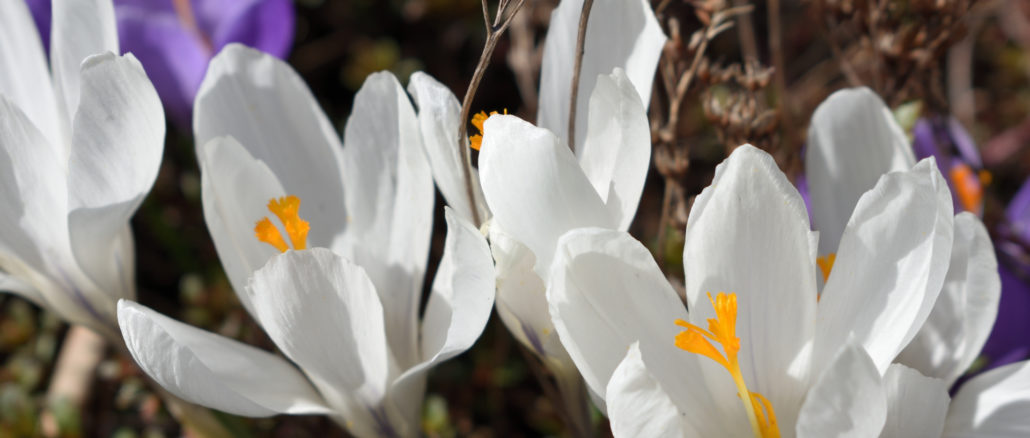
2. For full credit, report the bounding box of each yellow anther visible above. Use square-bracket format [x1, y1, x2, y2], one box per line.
[254, 195, 310, 253]
[675, 292, 779, 438]
[469, 109, 508, 151]
[816, 253, 836, 282]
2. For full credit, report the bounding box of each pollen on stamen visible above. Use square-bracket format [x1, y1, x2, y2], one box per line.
[816, 253, 836, 282]
[468, 109, 508, 151]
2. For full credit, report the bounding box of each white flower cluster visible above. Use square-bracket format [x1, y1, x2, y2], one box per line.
[0, 0, 1026, 437]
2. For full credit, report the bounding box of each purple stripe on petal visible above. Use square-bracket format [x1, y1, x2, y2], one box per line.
[24, 0, 52, 52]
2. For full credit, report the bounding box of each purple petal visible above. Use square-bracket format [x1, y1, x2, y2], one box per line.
[980, 260, 1030, 370]
[1007, 177, 1030, 244]
[192, 0, 294, 58]
[24, 0, 51, 52]
[116, 5, 209, 127]
[913, 116, 986, 214]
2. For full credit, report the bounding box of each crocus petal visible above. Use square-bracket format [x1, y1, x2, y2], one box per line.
[115, 4, 209, 127]
[806, 87, 916, 255]
[391, 208, 495, 429]
[340, 71, 434, 371]
[194, 44, 348, 249]
[66, 52, 163, 302]
[683, 144, 816, 427]
[944, 360, 1030, 437]
[537, 0, 665, 151]
[816, 158, 953, 375]
[547, 228, 729, 430]
[193, 0, 295, 58]
[796, 345, 887, 438]
[897, 212, 1000, 386]
[489, 223, 572, 364]
[247, 248, 393, 432]
[0, 0, 62, 150]
[407, 71, 489, 223]
[480, 115, 613, 277]
[117, 300, 332, 417]
[198, 136, 287, 317]
[51, 0, 119, 126]
[606, 343, 698, 438]
[880, 364, 949, 438]
[578, 68, 651, 230]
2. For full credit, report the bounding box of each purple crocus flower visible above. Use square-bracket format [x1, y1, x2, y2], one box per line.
[912, 116, 987, 216]
[988, 179, 1030, 368]
[26, 0, 295, 127]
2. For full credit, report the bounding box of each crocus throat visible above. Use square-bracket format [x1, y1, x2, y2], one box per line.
[254, 195, 310, 253]
[816, 253, 836, 282]
[469, 109, 508, 151]
[675, 292, 780, 438]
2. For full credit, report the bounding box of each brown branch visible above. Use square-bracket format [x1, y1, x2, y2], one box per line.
[457, 0, 527, 227]
[567, 0, 595, 153]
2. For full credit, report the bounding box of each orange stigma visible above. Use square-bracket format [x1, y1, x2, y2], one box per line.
[675, 293, 780, 438]
[469, 109, 508, 151]
[254, 195, 310, 252]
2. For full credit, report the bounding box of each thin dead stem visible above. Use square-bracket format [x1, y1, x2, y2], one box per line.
[567, 0, 595, 152]
[458, 0, 527, 227]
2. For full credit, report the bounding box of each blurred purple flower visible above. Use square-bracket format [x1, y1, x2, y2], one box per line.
[912, 116, 987, 215]
[906, 115, 1030, 371]
[27, 0, 295, 127]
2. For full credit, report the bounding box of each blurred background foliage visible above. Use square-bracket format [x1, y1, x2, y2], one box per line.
[3, 0, 1030, 436]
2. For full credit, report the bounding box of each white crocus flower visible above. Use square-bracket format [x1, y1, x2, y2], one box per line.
[405, 0, 665, 426]
[0, 0, 163, 335]
[805, 88, 1001, 386]
[549, 144, 967, 436]
[117, 45, 496, 437]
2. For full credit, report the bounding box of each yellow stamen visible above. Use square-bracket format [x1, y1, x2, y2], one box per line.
[950, 164, 983, 213]
[816, 253, 836, 282]
[254, 195, 310, 253]
[468, 109, 508, 151]
[675, 292, 780, 438]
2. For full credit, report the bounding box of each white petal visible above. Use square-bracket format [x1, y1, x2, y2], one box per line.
[340, 71, 434, 371]
[117, 300, 331, 417]
[390, 208, 495, 432]
[683, 144, 817, 427]
[479, 115, 613, 278]
[0, 96, 67, 278]
[198, 136, 287, 317]
[247, 249, 392, 419]
[407, 72, 489, 222]
[194, 44, 348, 249]
[578, 68, 651, 230]
[796, 345, 887, 438]
[0, 264, 45, 308]
[51, 0, 119, 126]
[806, 87, 917, 255]
[0, 0, 62, 150]
[66, 52, 164, 301]
[897, 212, 1000, 385]
[880, 364, 949, 438]
[395, 208, 495, 385]
[816, 158, 953, 374]
[537, 0, 666, 151]
[606, 343, 697, 438]
[489, 223, 572, 364]
[547, 228, 727, 430]
[944, 360, 1030, 437]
